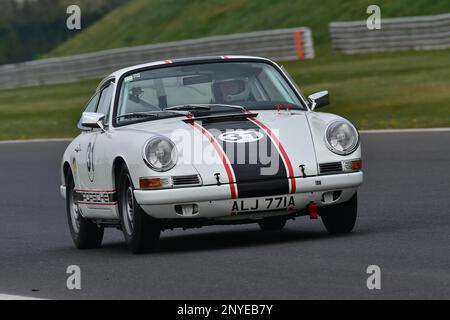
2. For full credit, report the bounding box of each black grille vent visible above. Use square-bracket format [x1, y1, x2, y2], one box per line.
[173, 174, 201, 186]
[319, 162, 343, 175]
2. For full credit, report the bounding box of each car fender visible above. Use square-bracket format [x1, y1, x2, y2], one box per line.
[306, 112, 362, 164]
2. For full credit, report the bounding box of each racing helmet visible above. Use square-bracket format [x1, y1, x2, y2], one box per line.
[212, 78, 251, 103]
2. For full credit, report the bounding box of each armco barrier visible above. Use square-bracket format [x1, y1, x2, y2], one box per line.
[0, 27, 314, 89]
[329, 13, 450, 54]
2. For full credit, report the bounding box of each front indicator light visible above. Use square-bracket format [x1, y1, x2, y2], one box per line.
[139, 177, 173, 189]
[351, 159, 362, 171]
[343, 159, 362, 172]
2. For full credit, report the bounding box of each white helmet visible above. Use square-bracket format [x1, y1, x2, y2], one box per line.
[212, 78, 251, 103]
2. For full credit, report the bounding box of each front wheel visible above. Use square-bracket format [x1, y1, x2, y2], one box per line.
[320, 193, 358, 234]
[118, 165, 160, 253]
[66, 170, 104, 249]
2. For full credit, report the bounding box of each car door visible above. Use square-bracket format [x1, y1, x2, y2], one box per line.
[77, 81, 114, 192]
[76, 81, 118, 219]
[73, 92, 99, 190]
[88, 81, 115, 191]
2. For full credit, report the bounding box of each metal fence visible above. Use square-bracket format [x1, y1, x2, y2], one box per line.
[0, 27, 314, 89]
[330, 13, 450, 54]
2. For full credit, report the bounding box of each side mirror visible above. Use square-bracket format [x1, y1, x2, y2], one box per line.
[80, 112, 105, 131]
[308, 91, 330, 110]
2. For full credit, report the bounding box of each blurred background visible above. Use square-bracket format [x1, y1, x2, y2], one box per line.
[0, 0, 449, 140]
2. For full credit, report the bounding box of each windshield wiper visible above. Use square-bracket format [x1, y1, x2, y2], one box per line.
[116, 110, 190, 121]
[183, 112, 258, 124]
[116, 111, 167, 120]
[118, 104, 248, 121]
[165, 104, 211, 111]
[201, 104, 247, 112]
[165, 104, 247, 112]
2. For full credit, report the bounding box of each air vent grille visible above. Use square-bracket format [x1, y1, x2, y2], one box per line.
[172, 174, 201, 186]
[319, 162, 343, 175]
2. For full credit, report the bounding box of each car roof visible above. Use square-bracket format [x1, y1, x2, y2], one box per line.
[97, 55, 274, 91]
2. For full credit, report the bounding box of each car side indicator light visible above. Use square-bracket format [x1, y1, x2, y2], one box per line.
[351, 159, 362, 171]
[343, 159, 362, 172]
[139, 177, 172, 189]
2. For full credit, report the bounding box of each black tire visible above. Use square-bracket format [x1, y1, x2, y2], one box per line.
[320, 193, 358, 234]
[258, 216, 287, 231]
[66, 170, 104, 249]
[118, 165, 160, 254]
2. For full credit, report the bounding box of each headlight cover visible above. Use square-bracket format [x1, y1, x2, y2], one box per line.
[143, 136, 178, 171]
[325, 120, 359, 155]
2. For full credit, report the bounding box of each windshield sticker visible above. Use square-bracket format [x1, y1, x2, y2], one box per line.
[124, 75, 133, 83]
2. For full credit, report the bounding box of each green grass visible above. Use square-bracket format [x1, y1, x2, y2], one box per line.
[1, 49, 449, 140]
[0, 80, 99, 140]
[288, 50, 450, 129]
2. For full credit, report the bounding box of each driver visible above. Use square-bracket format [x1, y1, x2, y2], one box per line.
[212, 78, 251, 104]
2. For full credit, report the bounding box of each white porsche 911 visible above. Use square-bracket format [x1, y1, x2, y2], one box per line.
[60, 55, 363, 253]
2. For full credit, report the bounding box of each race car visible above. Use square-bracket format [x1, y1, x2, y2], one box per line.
[60, 55, 363, 253]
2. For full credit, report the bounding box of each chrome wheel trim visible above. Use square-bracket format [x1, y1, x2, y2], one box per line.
[69, 188, 81, 233]
[122, 175, 135, 236]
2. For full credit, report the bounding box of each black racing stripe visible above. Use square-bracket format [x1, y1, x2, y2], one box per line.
[201, 120, 289, 198]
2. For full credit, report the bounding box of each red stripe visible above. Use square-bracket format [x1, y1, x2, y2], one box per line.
[248, 116, 297, 193]
[191, 122, 237, 199]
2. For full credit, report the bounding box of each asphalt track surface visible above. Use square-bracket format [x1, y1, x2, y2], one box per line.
[0, 132, 449, 299]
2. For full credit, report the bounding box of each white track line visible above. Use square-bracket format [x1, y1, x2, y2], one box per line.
[360, 128, 450, 134]
[0, 138, 71, 145]
[0, 293, 44, 300]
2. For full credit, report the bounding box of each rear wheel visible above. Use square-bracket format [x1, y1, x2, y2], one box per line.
[118, 165, 160, 253]
[258, 216, 287, 231]
[320, 193, 358, 234]
[66, 170, 104, 249]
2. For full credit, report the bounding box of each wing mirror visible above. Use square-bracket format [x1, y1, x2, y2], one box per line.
[308, 91, 330, 110]
[80, 112, 105, 131]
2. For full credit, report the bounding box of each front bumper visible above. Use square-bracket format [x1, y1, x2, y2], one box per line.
[134, 171, 363, 220]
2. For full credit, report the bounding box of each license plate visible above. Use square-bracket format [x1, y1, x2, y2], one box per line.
[231, 195, 296, 214]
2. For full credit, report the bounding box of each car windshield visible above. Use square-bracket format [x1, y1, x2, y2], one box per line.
[115, 61, 304, 125]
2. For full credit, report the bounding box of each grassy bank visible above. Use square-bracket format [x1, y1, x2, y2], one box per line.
[288, 49, 450, 129]
[1, 49, 449, 140]
[46, 0, 450, 58]
[0, 80, 98, 140]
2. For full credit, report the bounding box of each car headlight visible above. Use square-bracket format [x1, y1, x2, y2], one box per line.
[325, 120, 359, 155]
[143, 136, 178, 171]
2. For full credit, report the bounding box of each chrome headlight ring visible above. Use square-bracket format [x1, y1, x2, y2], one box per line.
[324, 120, 360, 155]
[142, 136, 178, 172]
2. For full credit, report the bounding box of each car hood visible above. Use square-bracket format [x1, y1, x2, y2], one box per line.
[121, 110, 318, 192]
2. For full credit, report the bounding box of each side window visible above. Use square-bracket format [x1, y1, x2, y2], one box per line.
[78, 93, 99, 130]
[97, 83, 114, 125]
[85, 93, 99, 112]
